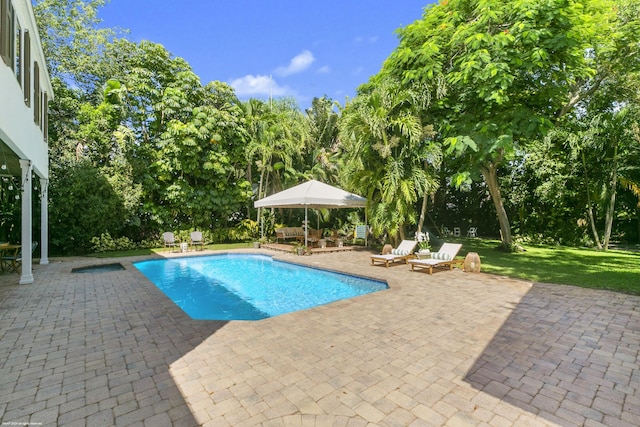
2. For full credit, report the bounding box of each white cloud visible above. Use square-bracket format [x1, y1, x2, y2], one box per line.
[317, 65, 331, 74]
[229, 74, 288, 96]
[275, 50, 315, 76]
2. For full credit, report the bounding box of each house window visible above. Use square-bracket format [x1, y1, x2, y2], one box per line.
[23, 29, 30, 106]
[43, 92, 48, 141]
[0, 0, 15, 68]
[14, 14, 20, 85]
[39, 89, 45, 131]
[33, 60, 40, 125]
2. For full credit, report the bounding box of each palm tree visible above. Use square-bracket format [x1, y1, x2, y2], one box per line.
[243, 98, 308, 223]
[304, 96, 341, 184]
[338, 79, 441, 243]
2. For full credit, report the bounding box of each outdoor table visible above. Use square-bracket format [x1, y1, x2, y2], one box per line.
[0, 244, 21, 273]
[414, 251, 432, 260]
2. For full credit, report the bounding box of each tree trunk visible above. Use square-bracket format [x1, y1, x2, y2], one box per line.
[480, 163, 512, 247]
[416, 190, 428, 236]
[416, 158, 431, 236]
[246, 164, 253, 218]
[582, 152, 602, 250]
[603, 142, 619, 250]
[256, 168, 266, 230]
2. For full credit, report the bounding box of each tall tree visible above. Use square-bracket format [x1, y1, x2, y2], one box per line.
[382, 0, 640, 248]
[152, 75, 252, 230]
[33, 0, 119, 90]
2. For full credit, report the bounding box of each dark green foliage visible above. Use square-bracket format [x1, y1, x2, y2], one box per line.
[49, 162, 127, 254]
[0, 179, 21, 243]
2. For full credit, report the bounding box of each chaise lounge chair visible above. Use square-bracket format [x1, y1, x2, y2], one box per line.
[408, 242, 462, 274]
[370, 240, 418, 268]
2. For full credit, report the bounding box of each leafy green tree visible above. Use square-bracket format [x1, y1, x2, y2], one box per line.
[68, 40, 253, 236]
[503, 134, 588, 245]
[151, 76, 252, 231]
[382, 0, 640, 248]
[33, 0, 119, 89]
[561, 108, 640, 249]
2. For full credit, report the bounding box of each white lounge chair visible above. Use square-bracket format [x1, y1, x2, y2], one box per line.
[408, 242, 462, 274]
[370, 240, 418, 268]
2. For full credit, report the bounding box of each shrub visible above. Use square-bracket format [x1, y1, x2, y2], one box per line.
[90, 233, 137, 253]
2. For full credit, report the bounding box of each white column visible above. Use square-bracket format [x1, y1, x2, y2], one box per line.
[39, 177, 49, 265]
[19, 159, 33, 284]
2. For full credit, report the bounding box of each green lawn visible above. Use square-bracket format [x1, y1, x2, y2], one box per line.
[457, 239, 640, 295]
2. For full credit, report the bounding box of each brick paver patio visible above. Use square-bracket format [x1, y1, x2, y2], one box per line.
[0, 248, 638, 426]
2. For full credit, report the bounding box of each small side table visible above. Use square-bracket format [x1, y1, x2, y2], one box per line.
[414, 251, 432, 260]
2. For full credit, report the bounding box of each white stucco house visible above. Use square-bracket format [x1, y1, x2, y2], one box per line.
[0, 0, 53, 284]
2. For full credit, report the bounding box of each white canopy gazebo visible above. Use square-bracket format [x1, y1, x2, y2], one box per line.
[254, 180, 367, 247]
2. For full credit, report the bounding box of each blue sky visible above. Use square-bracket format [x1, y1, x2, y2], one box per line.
[99, 1, 437, 108]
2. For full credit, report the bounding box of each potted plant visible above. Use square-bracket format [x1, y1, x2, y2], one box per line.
[417, 240, 431, 257]
[253, 236, 269, 249]
[292, 242, 308, 256]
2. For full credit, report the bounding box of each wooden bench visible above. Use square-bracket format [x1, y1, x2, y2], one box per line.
[275, 227, 305, 242]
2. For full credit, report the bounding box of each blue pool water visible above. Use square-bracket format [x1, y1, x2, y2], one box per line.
[133, 254, 388, 321]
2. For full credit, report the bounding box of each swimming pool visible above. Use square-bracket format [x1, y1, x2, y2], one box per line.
[133, 254, 388, 321]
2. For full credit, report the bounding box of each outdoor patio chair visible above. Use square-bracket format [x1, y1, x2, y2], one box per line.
[162, 232, 178, 252]
[1, 241, 38, 273]
[453, 227, 461, 237]
[408, 242, 462, 274]
[467, 227, 478, 238]
[370, 240, 418, 268]
[307, 227, 323, 247]
[190, 231, 204, 251]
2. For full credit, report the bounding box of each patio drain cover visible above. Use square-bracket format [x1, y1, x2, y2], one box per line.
[72, 263, 125, 273]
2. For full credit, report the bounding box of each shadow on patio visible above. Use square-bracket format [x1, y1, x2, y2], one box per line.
[0, 257, 227, 426]
[463, 282, 640, 426]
